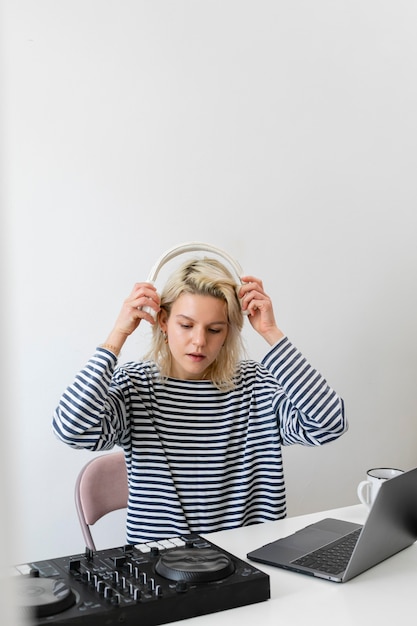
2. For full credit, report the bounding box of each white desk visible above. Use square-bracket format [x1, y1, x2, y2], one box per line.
[172, 504, 417, 626]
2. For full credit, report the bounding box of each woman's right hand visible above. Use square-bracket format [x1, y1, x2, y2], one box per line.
[103, 283, 161, 351]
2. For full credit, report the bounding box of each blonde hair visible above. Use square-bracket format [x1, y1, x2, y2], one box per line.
[146, 257, 244, 390]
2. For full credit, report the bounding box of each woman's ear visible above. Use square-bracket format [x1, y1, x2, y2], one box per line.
[159, 308, 168, 333]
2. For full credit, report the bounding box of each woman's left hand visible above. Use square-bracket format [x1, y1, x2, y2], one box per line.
[239, 275, 285, 345]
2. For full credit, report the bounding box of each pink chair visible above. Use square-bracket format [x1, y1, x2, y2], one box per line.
[74, 451, 128, 551]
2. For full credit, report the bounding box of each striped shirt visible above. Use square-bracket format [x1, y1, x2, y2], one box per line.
[52, 337, 346, 543]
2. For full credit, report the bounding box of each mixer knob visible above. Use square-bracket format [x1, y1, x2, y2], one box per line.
[104, 587, 113, 600]
[85, 547, 94, 561]
[113, 555, 126, 568]
[29, 568, 40, 578]
[151, 546, 160, 556]
[147, 578, 155, 592]
[139, 572, 147, 585]
[176, 581, 188, 593]
[112, 593, 121, 606]
[133, 588, 141, 602]
[155, 584, 163, 597]
[92, 575, 100, 589]
[69, 559, 81, 572]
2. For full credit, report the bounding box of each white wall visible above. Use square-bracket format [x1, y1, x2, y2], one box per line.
[3, 1, 416, 565]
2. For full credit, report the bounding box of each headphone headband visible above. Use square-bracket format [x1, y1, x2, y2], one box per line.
[147, 242, 244, 283]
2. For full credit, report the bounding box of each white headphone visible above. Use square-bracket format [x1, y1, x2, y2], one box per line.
[146, 241, 244, 283]
[141, 241, 246, 315]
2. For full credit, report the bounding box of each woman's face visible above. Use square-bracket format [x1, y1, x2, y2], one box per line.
[159, 293, 229, 380]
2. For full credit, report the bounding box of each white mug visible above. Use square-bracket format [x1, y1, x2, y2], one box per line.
[357, 467, 404, 508]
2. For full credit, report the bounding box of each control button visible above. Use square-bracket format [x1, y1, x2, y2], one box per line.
[159, 539, 176, 549]
[136, 544, 151, 554]
[170, 537, 186, 547]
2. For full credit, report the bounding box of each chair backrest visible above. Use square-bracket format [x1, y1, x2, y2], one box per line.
[74, 451, 128, 551]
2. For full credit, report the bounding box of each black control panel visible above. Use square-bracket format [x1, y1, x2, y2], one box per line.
[14, 534, 270, 625]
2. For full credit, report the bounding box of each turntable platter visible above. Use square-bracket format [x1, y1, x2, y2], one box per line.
[155, 547, 235, 582]
[16, 576, 76, 618]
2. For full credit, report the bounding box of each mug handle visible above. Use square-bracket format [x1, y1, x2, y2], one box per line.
[357, 480, 371, 506]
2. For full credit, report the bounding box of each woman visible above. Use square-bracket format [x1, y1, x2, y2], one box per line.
[53, 256, 347, 543]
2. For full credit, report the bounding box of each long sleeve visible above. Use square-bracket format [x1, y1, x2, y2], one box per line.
[52, 347, 130, 451]
[262, 337, 347, 446]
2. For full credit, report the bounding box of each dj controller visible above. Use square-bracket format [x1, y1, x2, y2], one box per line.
[14, 533, 270, 625]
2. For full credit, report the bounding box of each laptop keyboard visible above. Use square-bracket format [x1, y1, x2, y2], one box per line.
[291, 528, 362, 575]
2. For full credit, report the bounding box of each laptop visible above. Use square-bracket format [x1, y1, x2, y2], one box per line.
[247, 466, 417, 582]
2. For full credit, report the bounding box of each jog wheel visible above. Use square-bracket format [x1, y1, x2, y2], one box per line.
[16, 576, 76, 618]
[155, 547, 235, 583]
